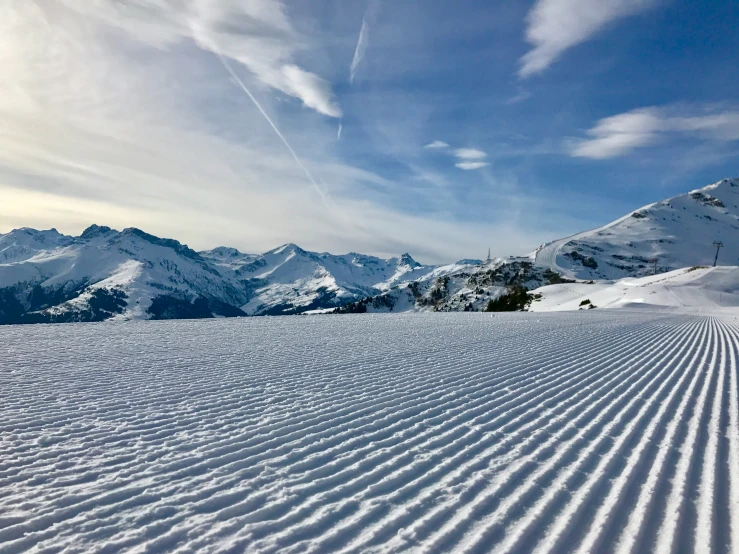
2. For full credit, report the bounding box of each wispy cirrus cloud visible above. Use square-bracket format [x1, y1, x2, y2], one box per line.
[572, 106, 739, 159]
[453, 149, 488, 170]
[456, 161, 490, 171]
[454, 148, 487, 160]
[58, 0, 342, 117]
[422, 144, 489, 170]
[1, 1, 553, 263]
[520, 0, 661, 78]
[424, 140, 450, 149]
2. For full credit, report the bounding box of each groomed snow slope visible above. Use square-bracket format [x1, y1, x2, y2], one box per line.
[2, 313, 738, 553]
[530, 266, 739, 312]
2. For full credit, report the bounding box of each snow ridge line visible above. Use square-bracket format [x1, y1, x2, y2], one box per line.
[653, 317, 720, 553]
[722, 317, 739, 553]
[694, 318, 727, 552]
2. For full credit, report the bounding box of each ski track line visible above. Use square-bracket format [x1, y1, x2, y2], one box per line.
[422, 317, 706, 554]
[1, 312, 735, 553]
[694, 318, 727, 553]
[220, 314, 688, 551]
[329, 318, 696, 554]
[723, 318, 739, 553]
[654, 317, 723, 554]
[0, 314, 692, 548]
[569, 316, 714, 554]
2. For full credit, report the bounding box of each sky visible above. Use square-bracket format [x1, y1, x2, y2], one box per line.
[1, 0, 738, 263]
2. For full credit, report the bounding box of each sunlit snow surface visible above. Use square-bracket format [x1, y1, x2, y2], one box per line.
[1, 312, 738, 553]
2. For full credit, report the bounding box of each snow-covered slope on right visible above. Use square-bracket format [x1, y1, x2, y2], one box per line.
[533, 177, 739, 279]
[529, 265, 739, 312]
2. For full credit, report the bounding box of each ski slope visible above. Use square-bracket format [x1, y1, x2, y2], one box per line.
[1, 312, 738, 553]
[530, 266, 739, 312]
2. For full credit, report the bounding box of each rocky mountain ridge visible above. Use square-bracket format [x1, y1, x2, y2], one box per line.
[1, 177, 737, 323]
[0, 226, 461, 323]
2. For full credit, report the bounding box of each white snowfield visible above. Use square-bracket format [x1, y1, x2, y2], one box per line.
[2, 312, 738, 553]
[530, 265, 739, 312]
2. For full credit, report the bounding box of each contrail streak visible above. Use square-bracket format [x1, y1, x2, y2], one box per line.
[350, 1, 380, 84]
[215, 52, 330, 205]
[349, 16, 370, 84]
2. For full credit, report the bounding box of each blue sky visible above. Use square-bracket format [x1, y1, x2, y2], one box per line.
[1, 0, 738, 262]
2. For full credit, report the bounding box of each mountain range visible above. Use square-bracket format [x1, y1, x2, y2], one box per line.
[1, 177, 737, 324]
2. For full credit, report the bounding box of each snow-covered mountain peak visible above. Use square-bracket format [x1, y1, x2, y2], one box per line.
[202, 246, 248, 259]
[534, 176, 739, 280]
[114, 227, 205, 262]
[0, 227, 73, 264]
[397, 253, 421, 268]
[0, 227, 444, 321]
[689, 176, 739, 196]
[80, 224, 116, 240]
[267, 243, 307, 256]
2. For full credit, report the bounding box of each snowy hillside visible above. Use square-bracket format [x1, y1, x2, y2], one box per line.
[331, 260, 571, 314]
[533, 177, 739, 279]
[336, 177, 739, 314]
[2, 312, 737, 552]
[0, 226, 453, 323]
[530, 265, 739, 312]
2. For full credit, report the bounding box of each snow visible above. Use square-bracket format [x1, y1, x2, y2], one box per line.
[2, 311, 738, 552]
[530, 265, 739, 312]
[533, 178, 739, 280]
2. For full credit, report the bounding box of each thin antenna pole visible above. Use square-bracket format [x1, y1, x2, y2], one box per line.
[713, 241, 724, 267]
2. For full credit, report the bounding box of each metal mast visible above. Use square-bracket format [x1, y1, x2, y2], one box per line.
[713, 241, 724, 267]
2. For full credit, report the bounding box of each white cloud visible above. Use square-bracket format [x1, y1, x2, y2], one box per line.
[454, 148, 487, 160]
[57, 0, 342, 117]
[424, 140, 450, 149]
[423, 145, 488, 170]
[572, 106, 739, 159]
[520, 0, 660, 78]
[505, 90, 533, 104]
[455, 161, 490, 171]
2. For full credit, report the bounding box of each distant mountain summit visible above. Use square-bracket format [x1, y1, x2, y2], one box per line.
[2, 177, 738, 323]
[533, 177, 739, 279]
